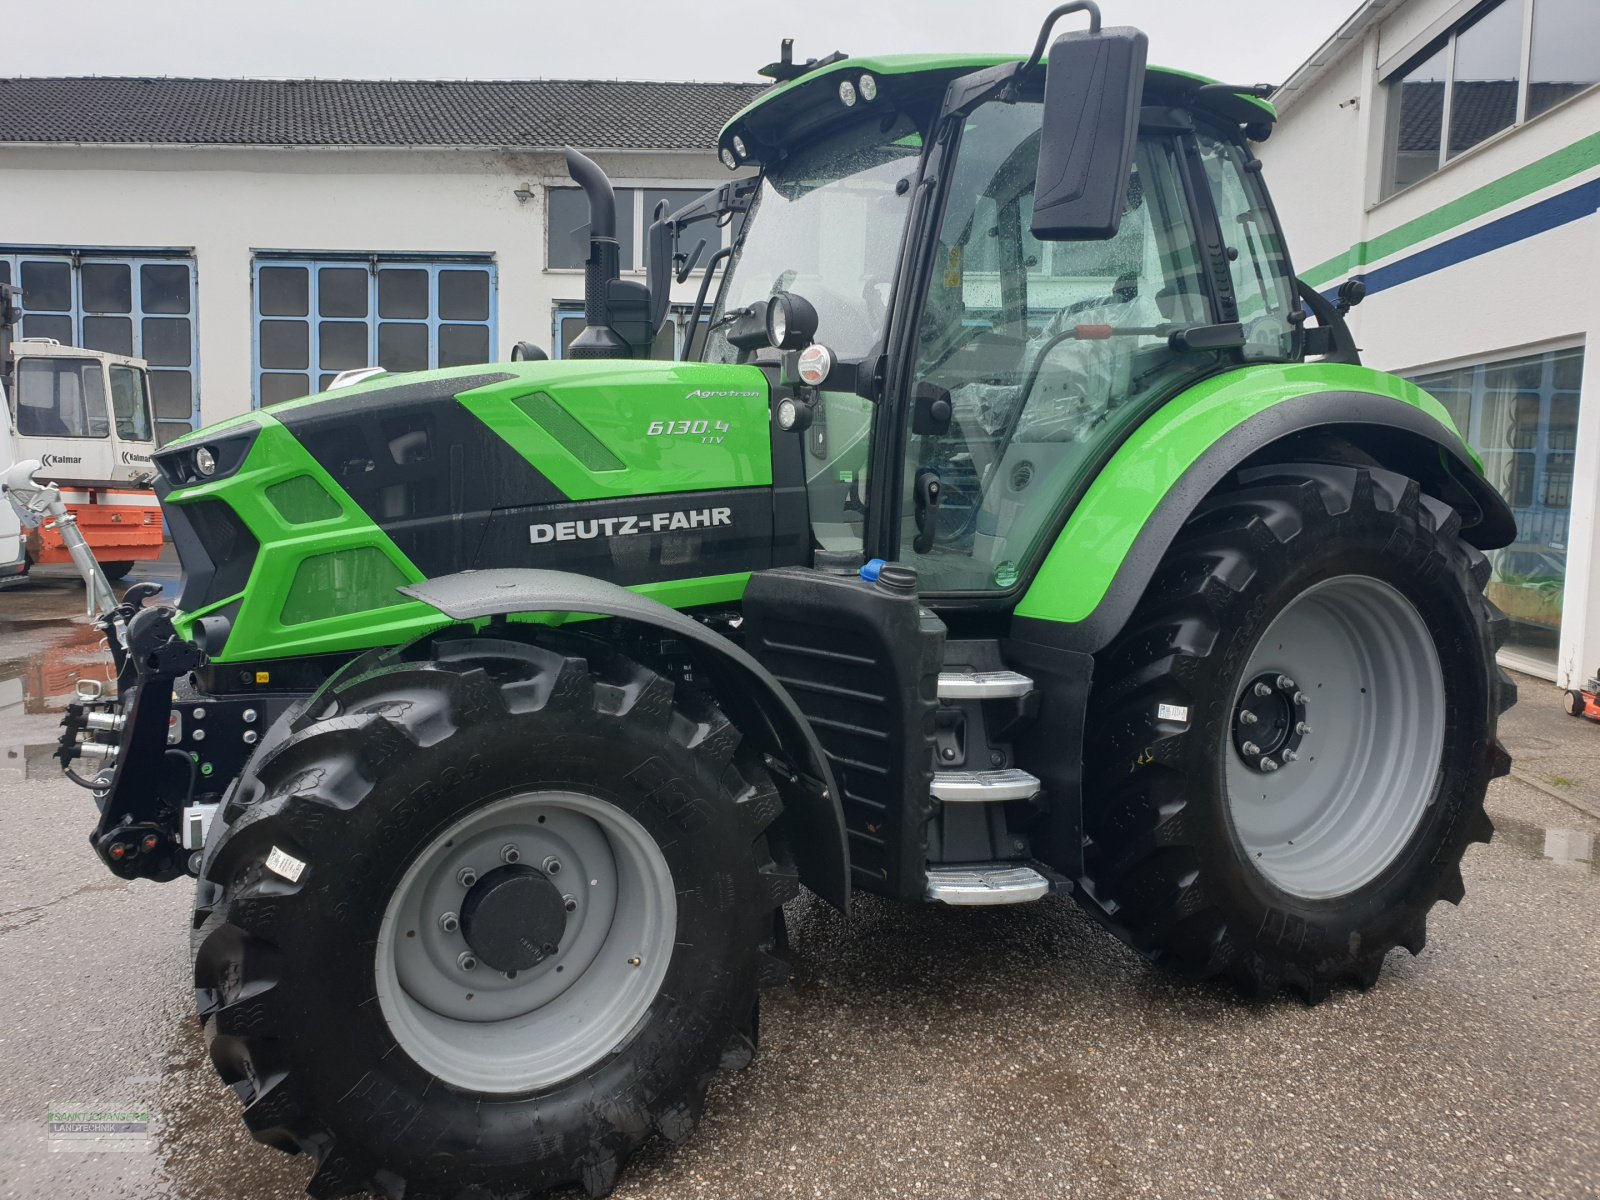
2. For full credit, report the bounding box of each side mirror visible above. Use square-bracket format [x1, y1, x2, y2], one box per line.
[1030, 25, 1148, 241]
[510, 341, 549, 362]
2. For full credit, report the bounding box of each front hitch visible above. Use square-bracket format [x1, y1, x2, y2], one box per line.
[61, 592, 209, 882]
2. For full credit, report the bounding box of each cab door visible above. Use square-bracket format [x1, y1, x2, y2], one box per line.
[106, 359, 157, 481]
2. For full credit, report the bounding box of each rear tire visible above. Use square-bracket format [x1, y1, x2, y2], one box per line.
[193, 628, 794, 1199]
[1078, 464, 1513, 1000]
[99, 560, 134, 581]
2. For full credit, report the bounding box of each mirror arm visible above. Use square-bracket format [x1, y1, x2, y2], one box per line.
[1022, 1, 1102, 72]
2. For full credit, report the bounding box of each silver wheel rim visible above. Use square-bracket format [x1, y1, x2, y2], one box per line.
[375, 790, 676, 1093]
[1224, 575, 1445, 900]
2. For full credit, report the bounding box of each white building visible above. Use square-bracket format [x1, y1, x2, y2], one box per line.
[1261, 0, 1600, 686]
[0, 76, 759, 437]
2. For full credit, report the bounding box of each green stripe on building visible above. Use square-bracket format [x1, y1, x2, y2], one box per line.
[1301, 130, 1600, 288]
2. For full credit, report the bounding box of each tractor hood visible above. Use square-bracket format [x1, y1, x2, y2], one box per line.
[152, 360, 780, 661]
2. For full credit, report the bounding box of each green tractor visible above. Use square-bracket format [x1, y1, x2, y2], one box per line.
[62, 5, 1515, 1196]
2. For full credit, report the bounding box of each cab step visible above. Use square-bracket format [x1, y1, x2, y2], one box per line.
[930, 767, 1041, 803]
[936, 669, 1035, 700]
[925, 863, 1051, 905]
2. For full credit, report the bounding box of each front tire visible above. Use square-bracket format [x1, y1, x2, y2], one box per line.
[193, 629, 795, 1199]
[1079, 464, 1513, 1000]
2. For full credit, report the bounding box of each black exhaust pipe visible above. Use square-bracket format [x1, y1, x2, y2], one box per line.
[564, 148, 635, 359]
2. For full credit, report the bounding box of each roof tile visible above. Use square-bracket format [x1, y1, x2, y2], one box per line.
[0, 77, 768, 149]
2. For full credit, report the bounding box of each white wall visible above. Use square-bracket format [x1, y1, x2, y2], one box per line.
[0, 143, 730, 424]
[1261, 1, 1600, 686]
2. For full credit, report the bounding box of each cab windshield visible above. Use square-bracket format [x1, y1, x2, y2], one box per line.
[704, 114, 925, 364]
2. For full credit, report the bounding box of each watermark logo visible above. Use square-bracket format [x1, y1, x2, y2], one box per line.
[46, 1102, 152, 1153]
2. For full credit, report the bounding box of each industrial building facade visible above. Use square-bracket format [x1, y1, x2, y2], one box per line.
[1261, 0, 1599, 686]
[0, 77, 759, 442]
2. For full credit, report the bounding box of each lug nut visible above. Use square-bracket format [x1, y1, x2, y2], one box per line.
[543, 856, 562, 875]
[1294, 691, 1308, 705]
[1296, 721, 1311, 736]
[457, 952, 477, 971]
[439, 911, 460, 933]
[1239, 710, 1258, 726]
[501, 843, 521, 864]
[1282, 749, 1298, 763]
[563, 895, 578, 913]
[1253, 682, 1273, 698]
[457, 867, 478, 888]
[1276, 675, 1296, 691]
[1261, 757, 1280, 772]
[1241, 741, 1261, 756]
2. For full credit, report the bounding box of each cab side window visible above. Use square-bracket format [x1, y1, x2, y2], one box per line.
[1194, 129, 1298, 361]
[15, 358, 110, 438]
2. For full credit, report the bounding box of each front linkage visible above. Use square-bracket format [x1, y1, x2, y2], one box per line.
[57, 588, 310, 882]
[59, 587, 204, 881]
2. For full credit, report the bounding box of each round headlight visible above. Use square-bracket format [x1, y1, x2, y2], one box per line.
[797, 343, 833, 387]
[838, 78, 857, 107]
[777, 398, 800, 431]
[732, 135, 748, 158]
[194, 446, 217, 477]
[765, 292, 819, 351]
[720, 147, 737, 170]
[858, 73, 878, 102]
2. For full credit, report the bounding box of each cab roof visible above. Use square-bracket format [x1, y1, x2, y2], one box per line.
[717, 52, 1277, 169]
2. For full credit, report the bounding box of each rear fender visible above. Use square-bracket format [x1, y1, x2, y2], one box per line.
[401, 568, 850, 910]
[1014, 364, 1515, 652]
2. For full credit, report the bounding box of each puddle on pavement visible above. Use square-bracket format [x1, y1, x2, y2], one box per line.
[0, 573, 173, 779]
[1493, 814, 1598, 877]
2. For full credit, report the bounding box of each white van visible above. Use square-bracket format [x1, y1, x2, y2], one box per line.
[0, 372, 23, 587]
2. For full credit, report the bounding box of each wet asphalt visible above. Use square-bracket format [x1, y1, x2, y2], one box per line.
[1, 567, 1597, 1200]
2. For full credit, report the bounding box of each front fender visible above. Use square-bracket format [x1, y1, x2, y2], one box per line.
[1014, 362, 1515, 652]
[400, 568, 851, 911]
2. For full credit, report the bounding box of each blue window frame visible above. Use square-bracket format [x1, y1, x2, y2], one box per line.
[252, 255, 497, 407]
[0, 249, 199, 444]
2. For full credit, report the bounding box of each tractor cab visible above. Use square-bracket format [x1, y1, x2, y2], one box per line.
[652, 19, 1310, 599]
[5, 337, 158, 487]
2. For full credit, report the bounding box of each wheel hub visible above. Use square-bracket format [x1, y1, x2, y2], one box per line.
[1232, 670, 1309, 773]
[459, 864, 567, 972]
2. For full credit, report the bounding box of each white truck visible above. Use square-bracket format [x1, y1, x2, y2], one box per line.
[0, 317, 163, 583]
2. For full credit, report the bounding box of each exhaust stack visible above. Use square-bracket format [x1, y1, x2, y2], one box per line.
[563, 149, 653, 359]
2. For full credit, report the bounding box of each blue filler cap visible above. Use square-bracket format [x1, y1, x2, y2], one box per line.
[859, 558, 887, 583]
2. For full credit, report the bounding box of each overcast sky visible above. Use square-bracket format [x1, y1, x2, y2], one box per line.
[0, 0, 1351, 86]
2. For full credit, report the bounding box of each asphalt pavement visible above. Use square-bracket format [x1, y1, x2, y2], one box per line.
[1, 565, 1596, 1200]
